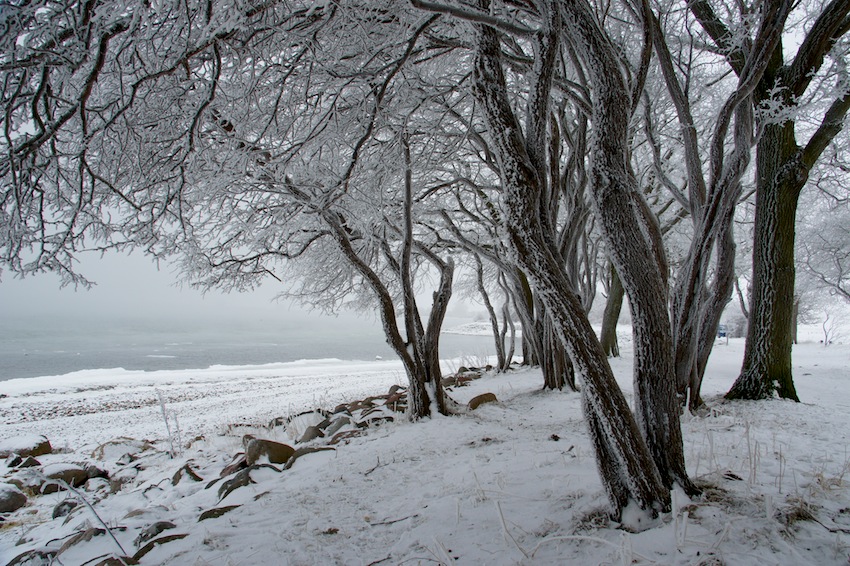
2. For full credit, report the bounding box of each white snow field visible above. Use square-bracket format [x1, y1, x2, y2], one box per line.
[1, 327, 849, 565]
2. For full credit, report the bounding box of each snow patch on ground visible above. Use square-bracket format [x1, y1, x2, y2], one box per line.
[1, 328, 849, 565]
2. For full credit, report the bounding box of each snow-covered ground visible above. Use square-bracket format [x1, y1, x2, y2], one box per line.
[2, 326, 850, 565]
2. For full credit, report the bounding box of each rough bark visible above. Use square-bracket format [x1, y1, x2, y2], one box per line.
[473, 3, 671, 519]
[727, 119, 801, 401]
[689, 0, 850, 401]
[559, 0, 697, 497]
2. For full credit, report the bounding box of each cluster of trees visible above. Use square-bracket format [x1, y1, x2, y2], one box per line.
[2, 0, 848, 522]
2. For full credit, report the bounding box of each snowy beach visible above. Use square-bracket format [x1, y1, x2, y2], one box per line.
[2, 330, 850, 565]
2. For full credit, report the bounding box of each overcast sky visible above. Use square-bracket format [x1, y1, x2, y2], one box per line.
[0, 250, 340, 323]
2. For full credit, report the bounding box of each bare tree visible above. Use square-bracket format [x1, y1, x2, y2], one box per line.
[687, 0, 850, 401]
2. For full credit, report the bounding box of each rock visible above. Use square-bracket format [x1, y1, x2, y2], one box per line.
[218, 468, 255, 500]
[5, 454, 22, 467]
[220, 454, 247, 477]
[385, 392, 406, 412]
[324, 416, 352, 437]
[91, 438, 153, 461]
[57, 527, 105, 554]
[0, 435, 52, 458]
[198, 505, 240, 521]
[52, 499, 79, 519]
[282, 446, 335, 470]
[19, 456, 41, 468]
[0, 483, 27, 513]
[172, 462, 203, 485]
[6, 548, 57, 566]
[329, 430, 364, 445]
[85, 464, 109, 480]
[468, 393, 498, 410]
[93, 557, 139, 566]
[297, 425, 325, 444]
[285, 411, 328, 441]
[41, 463, 89, 493]
[132, 533, 188, 561]
[388, 384, 404, 396]
[135, 521, 176, 546]
[245, 438, 295, 466]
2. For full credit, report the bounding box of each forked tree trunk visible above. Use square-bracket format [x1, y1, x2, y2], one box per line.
[600, 263, 624, 358]
[473, 8, 671, 520]
[559, 0, 697, 497]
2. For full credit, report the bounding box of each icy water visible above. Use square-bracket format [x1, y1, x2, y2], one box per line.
[0, 314, 496, 381]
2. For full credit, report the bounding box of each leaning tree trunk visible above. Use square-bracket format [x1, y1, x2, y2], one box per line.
[727, 120, 801, 401]
[560, 0, 697, 497]
[473, 7, 671, 520]
[692, 221, 737, 410]
[600, 263, 624, 357]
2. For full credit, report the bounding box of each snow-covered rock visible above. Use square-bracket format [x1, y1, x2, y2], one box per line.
[0, 434, 51, 458]
[0, 483, 27, 513]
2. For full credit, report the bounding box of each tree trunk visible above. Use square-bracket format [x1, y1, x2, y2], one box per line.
[600, 263, 624, 358]
[790, 295, 799, 345]
[473, 8, 672, 520]
[692, 221, 736, 410]
[559, 0, 697, 497]
[475, 256, 507, 371]
[541, 313, 578, 391]
[727, 120, 801, 401]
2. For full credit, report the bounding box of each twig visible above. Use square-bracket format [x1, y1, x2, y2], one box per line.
[495, 501, 529, 558]
[364, 456, 383, 476]
[48, 479, 128, 558]
[370, 514, 419, 526]
[530, 534, 654, 562]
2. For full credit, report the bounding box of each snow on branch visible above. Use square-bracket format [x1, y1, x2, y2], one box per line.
[409, 0, 537, 36]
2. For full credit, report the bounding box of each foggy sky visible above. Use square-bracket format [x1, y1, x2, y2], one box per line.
[0, 250, 343, 324]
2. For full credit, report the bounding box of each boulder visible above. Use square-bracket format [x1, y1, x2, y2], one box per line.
[135, 521, 176, 546]
[468, 393, 498, 410]
[41, 463, 89, 493]
[0, 483, 27, 513]
[220, 454, 247, 477]
[297, 426, 325, 444]
[198, 505, 240, 521]
[91, 438, 153, 461]
[0, 435, 52, 458]
[245, 439, 295, 466]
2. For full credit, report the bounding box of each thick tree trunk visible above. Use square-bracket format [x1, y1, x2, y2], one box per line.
[600, 263, 623, 358]
[727, 121, 801, 401]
